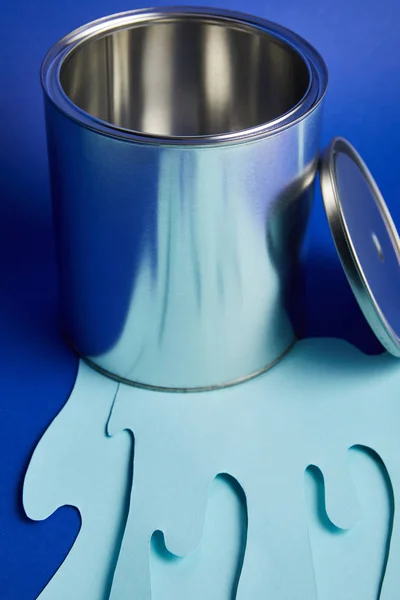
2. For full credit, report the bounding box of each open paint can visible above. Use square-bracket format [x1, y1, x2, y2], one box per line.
[41, 7, 400, 390]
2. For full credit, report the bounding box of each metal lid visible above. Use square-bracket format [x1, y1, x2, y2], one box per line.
[320, 137, 400, 356]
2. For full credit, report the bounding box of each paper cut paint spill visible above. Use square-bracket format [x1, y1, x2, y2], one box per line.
[24, 338, 400, 599]
[23, 364, 132, 600]
[305, 446, 394, 599]
[151, 474, 247, 600]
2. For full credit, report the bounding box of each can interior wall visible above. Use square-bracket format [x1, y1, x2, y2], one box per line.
[59, 15, 311, 139]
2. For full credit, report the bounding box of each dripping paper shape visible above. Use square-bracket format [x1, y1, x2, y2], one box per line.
[24, 338, 400, 599]
[23, 365, 132, 600]
[305, 447, 394, 600]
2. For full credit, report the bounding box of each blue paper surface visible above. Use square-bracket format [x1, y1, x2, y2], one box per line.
[1, 0, 400, 595]
[23, 364, 131, 599]
[305, 448, 393, 599]
[24, 338, 400, 599]
[151, 475, 247, 600]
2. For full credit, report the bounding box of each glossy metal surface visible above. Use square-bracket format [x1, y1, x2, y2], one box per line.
[60, 17, 310, 137]
[321, 137, 400, 356]
[43, 7, 327, 390]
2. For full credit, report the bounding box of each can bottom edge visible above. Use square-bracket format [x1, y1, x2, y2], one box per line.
[73, 340, 297, 394]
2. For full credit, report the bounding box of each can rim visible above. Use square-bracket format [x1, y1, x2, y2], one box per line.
[41, 6, 328, 146]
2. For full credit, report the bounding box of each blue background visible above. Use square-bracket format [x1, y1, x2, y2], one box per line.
[0, 0, 399, 597]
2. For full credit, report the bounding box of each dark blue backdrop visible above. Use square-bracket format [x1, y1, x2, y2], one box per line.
[0, 0, 399, 597]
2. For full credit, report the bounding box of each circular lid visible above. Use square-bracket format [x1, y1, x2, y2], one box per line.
[320, 137, 400, 356]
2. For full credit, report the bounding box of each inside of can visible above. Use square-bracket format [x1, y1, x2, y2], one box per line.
[60, 16, 310, 138]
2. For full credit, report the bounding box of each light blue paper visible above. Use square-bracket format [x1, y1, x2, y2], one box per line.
[108, 338, 400, 599]
[151, 474, 247, 600]
[23, 364, 132, 600]
[305, 447, 394, 600]
[24, 339, 400, 599]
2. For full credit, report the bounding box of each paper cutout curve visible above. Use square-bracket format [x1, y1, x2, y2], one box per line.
[151, 473, 247, 600]
[24, 338, 400, 599]
[23, 363, 132, 600]
[108, 338, 400, 600]
[305, 445, 394, 599]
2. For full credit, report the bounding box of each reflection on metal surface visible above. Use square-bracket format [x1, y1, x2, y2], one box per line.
[59, 14, 310, 138]
[372, 233, 385, 263]
[43, 7, 327, 389]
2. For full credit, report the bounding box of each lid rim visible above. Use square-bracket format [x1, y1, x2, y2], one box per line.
[320, 136, 400, 356]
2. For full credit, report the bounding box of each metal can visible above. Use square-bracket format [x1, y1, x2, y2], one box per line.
[42, 7, 327, 390]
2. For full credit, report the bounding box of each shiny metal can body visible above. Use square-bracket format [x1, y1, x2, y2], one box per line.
[42, 7, 327, 390]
